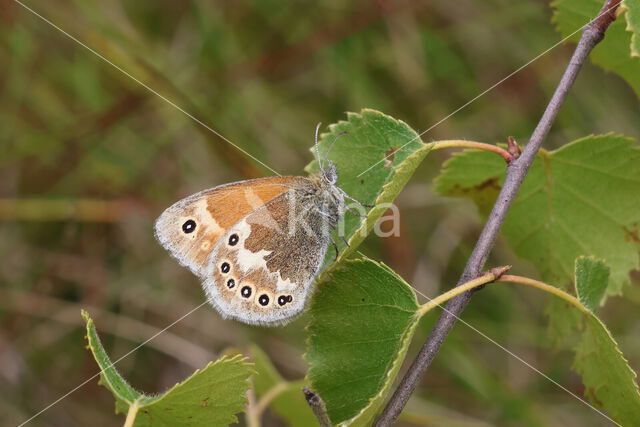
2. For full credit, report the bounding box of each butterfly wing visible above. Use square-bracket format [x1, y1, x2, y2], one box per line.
[154, 176, 308, 277]
[203, 182, 333, 325]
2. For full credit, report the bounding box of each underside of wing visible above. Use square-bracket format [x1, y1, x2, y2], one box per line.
[203, 188, 332, 325]
[154, 176, 309, 277]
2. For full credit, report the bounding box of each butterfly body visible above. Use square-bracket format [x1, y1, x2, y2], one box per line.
[155, 167, 344, 325]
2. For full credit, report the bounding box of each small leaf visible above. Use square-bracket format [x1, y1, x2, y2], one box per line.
[574, 256, 610, 311]
[306, 109, 431, 263]
[251, 345, 318, 426]
[552, 0, 640, 97]
[574, 314, 640, 424]
[305, 258, 420, 425]
[83, 311, 253, 425]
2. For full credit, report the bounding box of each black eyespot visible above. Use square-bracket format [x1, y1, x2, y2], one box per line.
[228, 234, 239, 246]
[182, 219, 196, 234]
[220, 262, 230, 274]
[226, 279, 235, 289]
[278, 295, 292, 306]
[258, 294, 269, 306]
[241, 286, 252, 298]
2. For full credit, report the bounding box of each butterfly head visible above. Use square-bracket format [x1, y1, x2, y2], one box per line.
[314, 123, 345, 189]
[322, 162, 338, 186]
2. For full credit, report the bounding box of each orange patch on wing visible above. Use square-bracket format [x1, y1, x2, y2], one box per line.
[206, 176, 308, 229]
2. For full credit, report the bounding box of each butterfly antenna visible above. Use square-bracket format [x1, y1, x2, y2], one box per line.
[314, 122, 326, 174]
[324, 130, 348, 164]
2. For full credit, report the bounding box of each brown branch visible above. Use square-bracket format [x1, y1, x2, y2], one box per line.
[374, 0, 622, 424]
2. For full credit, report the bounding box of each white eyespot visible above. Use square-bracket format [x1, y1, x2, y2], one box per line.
[200, 240, 211, 251]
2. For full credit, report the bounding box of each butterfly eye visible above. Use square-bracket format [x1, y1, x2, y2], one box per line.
[220, 262, 231, 274]
[226, 278, 235, 289]
[228, 234, 239, 246]
[241, 286, 252, 298]
[182, 219, 196, 234]
[258, 294, 269, 306]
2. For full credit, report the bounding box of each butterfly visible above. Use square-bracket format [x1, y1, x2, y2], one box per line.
[154, 126, 367, 326]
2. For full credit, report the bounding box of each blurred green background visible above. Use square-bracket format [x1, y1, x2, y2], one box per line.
[1, 0, 639, 426]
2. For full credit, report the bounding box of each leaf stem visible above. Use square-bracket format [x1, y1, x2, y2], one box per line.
[246, 388, 261, 427]
[375, 1, 621, 424]
[416, 267, 510, 318]
[123, 400, 139, 427]
[254, 382, 289, 420]
[498, 274, 587, 313]
[417, 272, 587, 320]
[430, 140, 513, 162]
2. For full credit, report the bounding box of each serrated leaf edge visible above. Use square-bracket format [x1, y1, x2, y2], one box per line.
[340, 315, 420, 426]
[305, 109, 431, 278]
[82, 309, 141, 413]
[572, 314, 640, 422]
[304, 258, 420, 425]
[83, 310, 253, 423]
[621, 0, 640, 58]
[138, 355, 254, 411]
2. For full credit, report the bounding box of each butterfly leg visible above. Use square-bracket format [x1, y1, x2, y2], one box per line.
[330, 238, 339, 261]
[340, 189, 375, 208]
[345, 205, 368, 218]
[317, 209, 341, 227]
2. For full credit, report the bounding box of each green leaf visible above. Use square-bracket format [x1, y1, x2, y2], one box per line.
[436, 134, 640, 297]
[574, 256, 610, 311]
[305, 258, 420, 425]
[251, 345, 318, 426]
[83, 310, 252, 426]
[574, 310, 640, 424]
[552, 0, 640, 97]
[504, 262, 640, 423]
[305, 109, 431, 263]
[82, 310, 142, 414]
[623, 0, 640, 57]
[433, 149, 504, 217]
